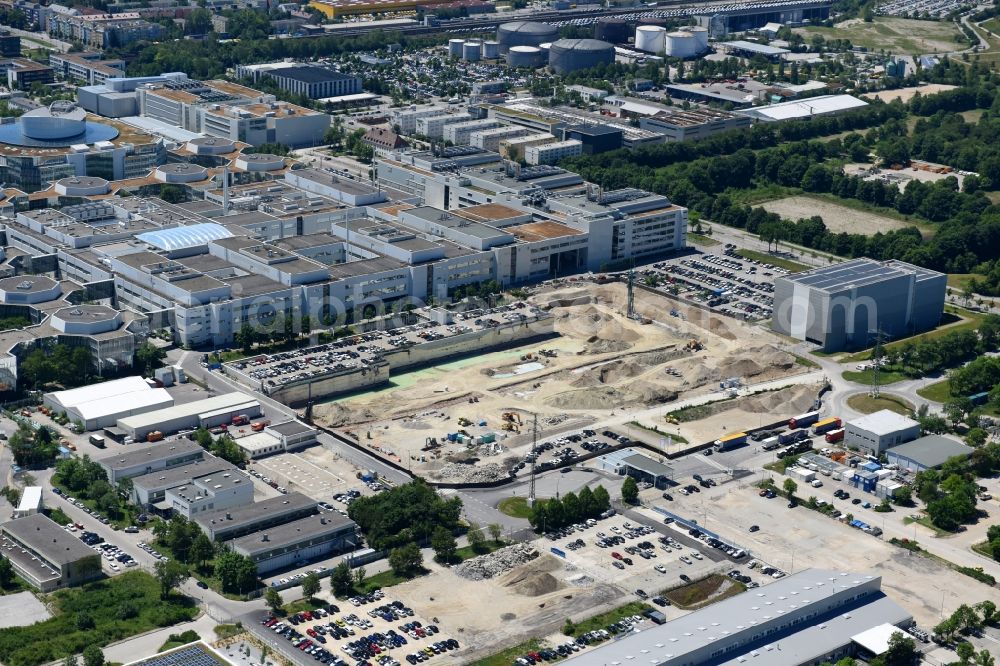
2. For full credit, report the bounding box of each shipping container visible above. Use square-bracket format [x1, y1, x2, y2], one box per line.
[788, 411, 820, 429]
[714, 431, 748, 451]
[778, 431, 798, 444]
[812, 417, 842, 435]
[89, 434, 106, 447]
[761, 436, 781, 450]
[824, 428, 845, 443]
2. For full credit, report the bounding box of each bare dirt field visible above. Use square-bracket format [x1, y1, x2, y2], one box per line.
[795, 17, 965, 55]
[312, 282, 799, 482]
[759, 195, 916, 235]
[863, 83, 958, 103]
[688, 487, 1000, 629]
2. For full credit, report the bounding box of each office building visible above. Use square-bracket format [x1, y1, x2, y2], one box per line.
[165, 466, 253, 519]
[561, 124, 623, 155]
[262, 65, 361, 100]
[195, 492, 318, 541]
[844, 410, 921, 455]
[0, 514, 102, 591]
[564, 569, 912, 666]
[0, 29, 20, 58]
[771, 258, 946, 352]
[97, 440, 205, 483]
[525, 139, 582, 165]
[229, 513, 359, 574]
[130, 457, 237, 508]
[2, 58, 54, 89]
[639, 108, 751, 142]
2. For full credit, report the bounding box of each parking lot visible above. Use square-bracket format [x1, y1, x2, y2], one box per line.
[224, 302, 545, 393]
[642, 244, 783, 322]
[259, 590, 459, 666]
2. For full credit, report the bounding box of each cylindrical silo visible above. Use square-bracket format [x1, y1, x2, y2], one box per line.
[665, 31, 697, 58]
[448, 38, 464, 57]
[482, 40, 500, 59]
[635, 25, 666, 53]
[685, 26, 709, 53]
[463, 40, 481, 61]
[595, 17, 629, 44]
[637, 16, 669, 28]
[548, 38, 615, 75]
[507, 45, 545, 68]
[496, 21, 559, 54]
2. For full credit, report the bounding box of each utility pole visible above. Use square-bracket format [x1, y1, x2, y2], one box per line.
[870, 327, 884, 399]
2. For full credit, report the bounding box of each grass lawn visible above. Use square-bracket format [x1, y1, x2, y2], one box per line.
[846, 393, 914, 416]
[794, 16, 967, 55]
[627, 421, 688, 443]
[214, 623, 245, 640]
[902, 514, 953, 537]
[356, 568, 423, 594]
[792, 354, 820, 369]
[948, 273, 986, 290]
[917, 379, 952, 403]
[283, 598, 322, 616]
[467, 639, 547, 666]
[841, 369, 909, 385]
[973, 540, 994, 560]
[735, 249, 810, 273]
[0, 571, 197, 666]
[764, 453, 804, 473]
[498, 496, 533, 519]
[564, 601, 652, 637]
[843, 308, 985, 363]
[664, 574, 745, 610]
[686, 233, 720, 247]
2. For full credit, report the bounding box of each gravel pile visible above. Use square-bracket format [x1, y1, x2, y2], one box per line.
[435, 462, 505, 483]
[454, 543, 539, 581]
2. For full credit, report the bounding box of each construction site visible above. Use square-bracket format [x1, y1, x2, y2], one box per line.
[313, 279, 820, 483]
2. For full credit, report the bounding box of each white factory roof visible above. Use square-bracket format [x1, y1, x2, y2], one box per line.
[118, 392, 257, 430]
[47, 376, 152, 411]
[137, 222, 234, 251]
[848, 409, 919, 436]
[318, 92, 380, 104]
[71, 388, 174, 421]
[739, 94, 868, 122]
[119, 116, 203, 142]
[16, 486, 42, 513]
[851, 623, 917, 655]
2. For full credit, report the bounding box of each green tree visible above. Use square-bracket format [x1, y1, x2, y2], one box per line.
[467, 522, 487, 553]
[154, 559, 187, 599]
[388, 543, 423, 577]
[592, 485, 611, 511]
[214, 550, 257, 594]
[265, 587, 282, 612]
[958, 642, 976, 664]
[431, 526, 457, 563]
[158, 184, 186, 204]
[892, 486, 913, 505]
[82, 646, 104, 666]
[64, 655, 79, 666]
[134, 341, 166, 375]
[190, 533, 215, 569]
[76, 612, 95, 630]
[873, 631, 917, 666]
[621, 476, 639, 504]
[488, 523, 503, 543]
[302, 572, 320, 599]
[330, 561, 353, 596]
[783, 478, 798, 498]
[353, 566, 366, 589]
[116, 600, 139, 620]
[0, 556, 14, 589]
[235, 324, 258, 354]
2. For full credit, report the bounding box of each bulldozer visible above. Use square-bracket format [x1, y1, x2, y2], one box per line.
[685, 338, 704, 352]
[457, 417, 472, 427]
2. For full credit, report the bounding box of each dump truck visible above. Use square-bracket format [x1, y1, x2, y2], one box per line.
[714, 431, 748, 452]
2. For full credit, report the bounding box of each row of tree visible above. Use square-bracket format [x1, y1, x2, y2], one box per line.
[19, 346, 94, 391]
[192, 428, 246, 466]
[9, 423, 61, 468]
[347, 480, 462, 552]
[528, 484, 612, 533]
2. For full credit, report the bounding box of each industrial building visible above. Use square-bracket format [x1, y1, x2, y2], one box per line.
[886, 435, 974, 472]
[195, 492, 318, 541]
[166, 466, 253, 519]
[259, 65, 362, 100]
[0, 514, 102, 591]
[117, 392, 261, 440]
[739, 94, 868, 122]
[616, 453, 673, 490]
[44, 376, 174, 431]
[232, 420, 318, 459]
[14, 486, 42, 518]
[639, 108, 751, 142]
[564, 569, 912, 666]
[844, 410, 921, 455]
[229, 513, 359, 574]
[97, 440, 205, 483]
[496, 21, 559, 54]
[562, 124, 623, 154]
[771, 258, 947, 352]
[695, 1, 831, 38]
[548, 39, 615, 75]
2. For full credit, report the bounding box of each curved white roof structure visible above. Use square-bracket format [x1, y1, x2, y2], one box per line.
[136, 222, 234, 251]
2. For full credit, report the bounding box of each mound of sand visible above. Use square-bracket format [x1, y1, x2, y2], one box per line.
[582, 339, 633, 355]
[319, 403, 377, 427]
[501, 570, 562, 597]
[570, 359, 647, 388]
[544, 381, 678, 411]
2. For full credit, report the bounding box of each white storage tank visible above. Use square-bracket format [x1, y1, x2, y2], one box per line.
[665, 31, 698, 58]
[448, 38, 465, 57]
[685, 26, 709, 53]
[482, 40, 500, 59]
[507, 45, 545, 68]
[463, 41, 482, 61]
[635, 25, 666, 54]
